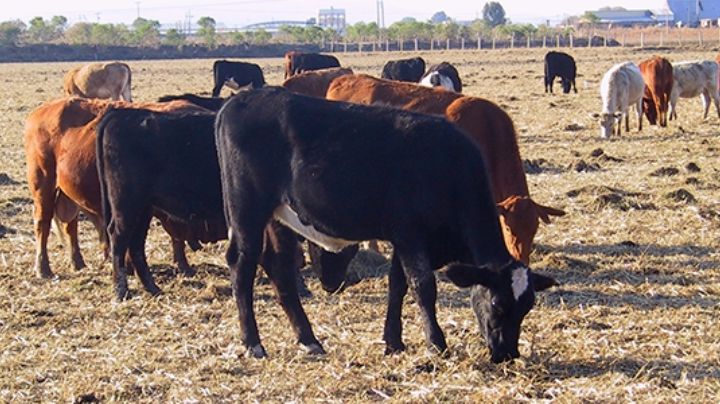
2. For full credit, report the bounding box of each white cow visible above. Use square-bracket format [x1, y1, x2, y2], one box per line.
[668, 60, 720, 121]
[593, 62, 645, 138]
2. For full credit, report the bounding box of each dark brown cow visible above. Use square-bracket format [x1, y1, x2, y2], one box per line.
[639, 56, 673, 127]
[24, 97, 207, 278]
[326, 74, 565, 265]
[284, 51, 341, 79]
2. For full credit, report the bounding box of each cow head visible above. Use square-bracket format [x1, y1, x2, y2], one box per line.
[591, 112, 621, 138]
[443, 261, 558, 363]
[496, 196, 566, 265]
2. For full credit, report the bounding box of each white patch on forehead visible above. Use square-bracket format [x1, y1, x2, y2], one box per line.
[273, 204, 357, 253]
[511, 267, 529, 301]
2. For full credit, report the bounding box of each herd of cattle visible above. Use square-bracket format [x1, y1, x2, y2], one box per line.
[20, 49, 715, 364]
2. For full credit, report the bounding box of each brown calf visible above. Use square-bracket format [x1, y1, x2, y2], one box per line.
[639, 56, 673, 127]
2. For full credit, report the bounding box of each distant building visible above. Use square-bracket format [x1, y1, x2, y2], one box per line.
[663, 0, 720, 26]
[318, 7, 346, 32]
[591, 9, 658, 27]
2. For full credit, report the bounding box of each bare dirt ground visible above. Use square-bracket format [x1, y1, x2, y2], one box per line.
[0, 47, 719, 402]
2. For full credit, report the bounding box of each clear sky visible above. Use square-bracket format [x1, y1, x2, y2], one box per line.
[1, 1, 668, 28]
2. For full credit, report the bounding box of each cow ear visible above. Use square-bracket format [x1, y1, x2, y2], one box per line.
[589, 112, 600, 119]
[441, 263, 499, 289]
[531, 272, 558, 292]
[613, 112, 623, 118]
[534, 201, 566, 224]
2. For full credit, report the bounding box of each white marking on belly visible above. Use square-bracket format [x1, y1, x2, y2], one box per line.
[273, 204, 357, 252]
[511, 266, 529, 301]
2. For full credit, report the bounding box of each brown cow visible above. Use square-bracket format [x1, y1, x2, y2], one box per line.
[639, 56, 673, 127]
[283, 51, 341, 79]
[282, 67, 354, 98]
[63, 62, 133, 101]
[24, 97, 206, 278]
[326, 74, 565, 264]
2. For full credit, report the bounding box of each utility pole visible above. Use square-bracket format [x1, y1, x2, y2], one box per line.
[135, 2, 141, 19]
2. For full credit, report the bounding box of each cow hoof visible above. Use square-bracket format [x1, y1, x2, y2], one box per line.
[384, 342, 406, 355]
[72, 254, 87, 271]
[304, 342, 326, 356]
[246, 344, 267, 359]
[36, 267, 55, 279]
[179, 266, 197, 277]
[146, 286, 162, 296]
[115, 288, 130, 301]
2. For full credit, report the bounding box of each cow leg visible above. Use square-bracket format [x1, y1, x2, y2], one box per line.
[171, 237, 196, 277]
[29, 173, 55, 279]
[211, 83, 223, 98]
[636, 99, 643, 132]
[261, 221, 323, 354]
[573, 79, 577, 93]
[88, 213, 110, 261]
[127, 211, 161, 296]
[383, 254, 408, 354]
[701, 91, 711, 120]
[624, 111, 630, 133]
[394, 240, 447, 354]
[53, 193, 86, 270]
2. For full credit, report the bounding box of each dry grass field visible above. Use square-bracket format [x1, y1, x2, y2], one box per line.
[1, 47, 719, 402]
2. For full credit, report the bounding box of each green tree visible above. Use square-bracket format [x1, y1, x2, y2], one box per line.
[90, 23, 129, 45]
[132, 17, 161, 46]
[163, 28, 186, 46]
[0, 20, 26, 45]
[227, 30, 245, 45]
[430, 11, 449, 24]
[435, 21, 460, 40]
[63, 22, 93, 44]
[246, 28, 270, 45]
[197, 16, 216, 47]
[483, 2, 507, 27]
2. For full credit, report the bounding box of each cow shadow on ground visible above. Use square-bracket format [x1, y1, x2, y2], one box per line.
[540, 357, 720, 383]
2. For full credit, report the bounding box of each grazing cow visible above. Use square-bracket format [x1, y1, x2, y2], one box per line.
[668, 60, 720, 121]
[639, 56, 673, 127]
[593, 62, 645, 138]
[544, 51, 577, 94]
[158, 93, 226, 112]
[326, 74, 564, 267]
[281, 67, 354, 98]
[284, 51, 341, 79]
[24, 97, 206, 278]
[211, 60, 265, 97]
[215, 87, 558, 362]
[419, 62, 462, 92]
[63, 62, 132, 101]
[380, 57, 426, 82]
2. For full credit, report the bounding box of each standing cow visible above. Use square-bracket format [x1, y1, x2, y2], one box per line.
[281, 67, 354, 98]
[381, 57, 426, 82]
[63, 62, 132, 101]
[593, 62, 645, 138]
[639, 56, 673, 127]
[211, 60, 265, 97]
[419, 62, 462, 93]
[668, 60, 720, 121]
[284, 51, 341, 79]
[544, 51, 577, 94]
[215, 88, 557, 362]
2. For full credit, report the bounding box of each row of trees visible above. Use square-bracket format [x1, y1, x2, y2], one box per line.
[0, 2, 578, 48]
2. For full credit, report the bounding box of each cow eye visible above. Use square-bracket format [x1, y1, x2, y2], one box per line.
[491, 296, 503, 311]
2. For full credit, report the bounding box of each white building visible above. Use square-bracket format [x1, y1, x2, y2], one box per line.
[662, 0, 720, 26]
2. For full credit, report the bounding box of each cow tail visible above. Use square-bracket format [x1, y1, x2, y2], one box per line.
[96, 108, 115, 249]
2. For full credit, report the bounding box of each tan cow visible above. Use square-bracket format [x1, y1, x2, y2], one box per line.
[24, 97, 205, 278]
[282, 67, 354, 98]
[63, 62, 133, 101]
[327, 74, 565, 264]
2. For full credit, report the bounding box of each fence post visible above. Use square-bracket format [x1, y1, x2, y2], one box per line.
[372, 41, 376, 52]
[510, 34, 514, 48]
[543, 35, 546, 48]
[527, 35, 531, 48]
[386, 39, 390, 51]
[640, 32, 644, 48]
[461, 37, 465, 50]
[588, 34, 592, 47]
[556, 35, 560, 47]
[478, 35, 482, 49]
[414, 37, 418, 51]
[343, 42, 347, 52]
[492, 36, 496, 49]
[430, 38, 434, 51]
[446, 38, 450, 50]
[399, 37, 403, 51]
[569, 33, 573, 47]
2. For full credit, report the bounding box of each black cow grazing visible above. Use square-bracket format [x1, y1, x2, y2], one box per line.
[215, 87, 558, 362]
[284, 51, 341, 79]
[419, 62, 463, 93]
[158, 93, 226, 112]
[381, 57, 426, 82]
[212, 60, 265, 97]
[544, 51, 577, 94]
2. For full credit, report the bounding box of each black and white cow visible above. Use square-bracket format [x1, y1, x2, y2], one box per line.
[381, 57, 426, 82]
[211, 60, 265, 97]
[419, 62, 462, 93]
[215, 87, 557, 363]
[544, 51, 577, 94]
